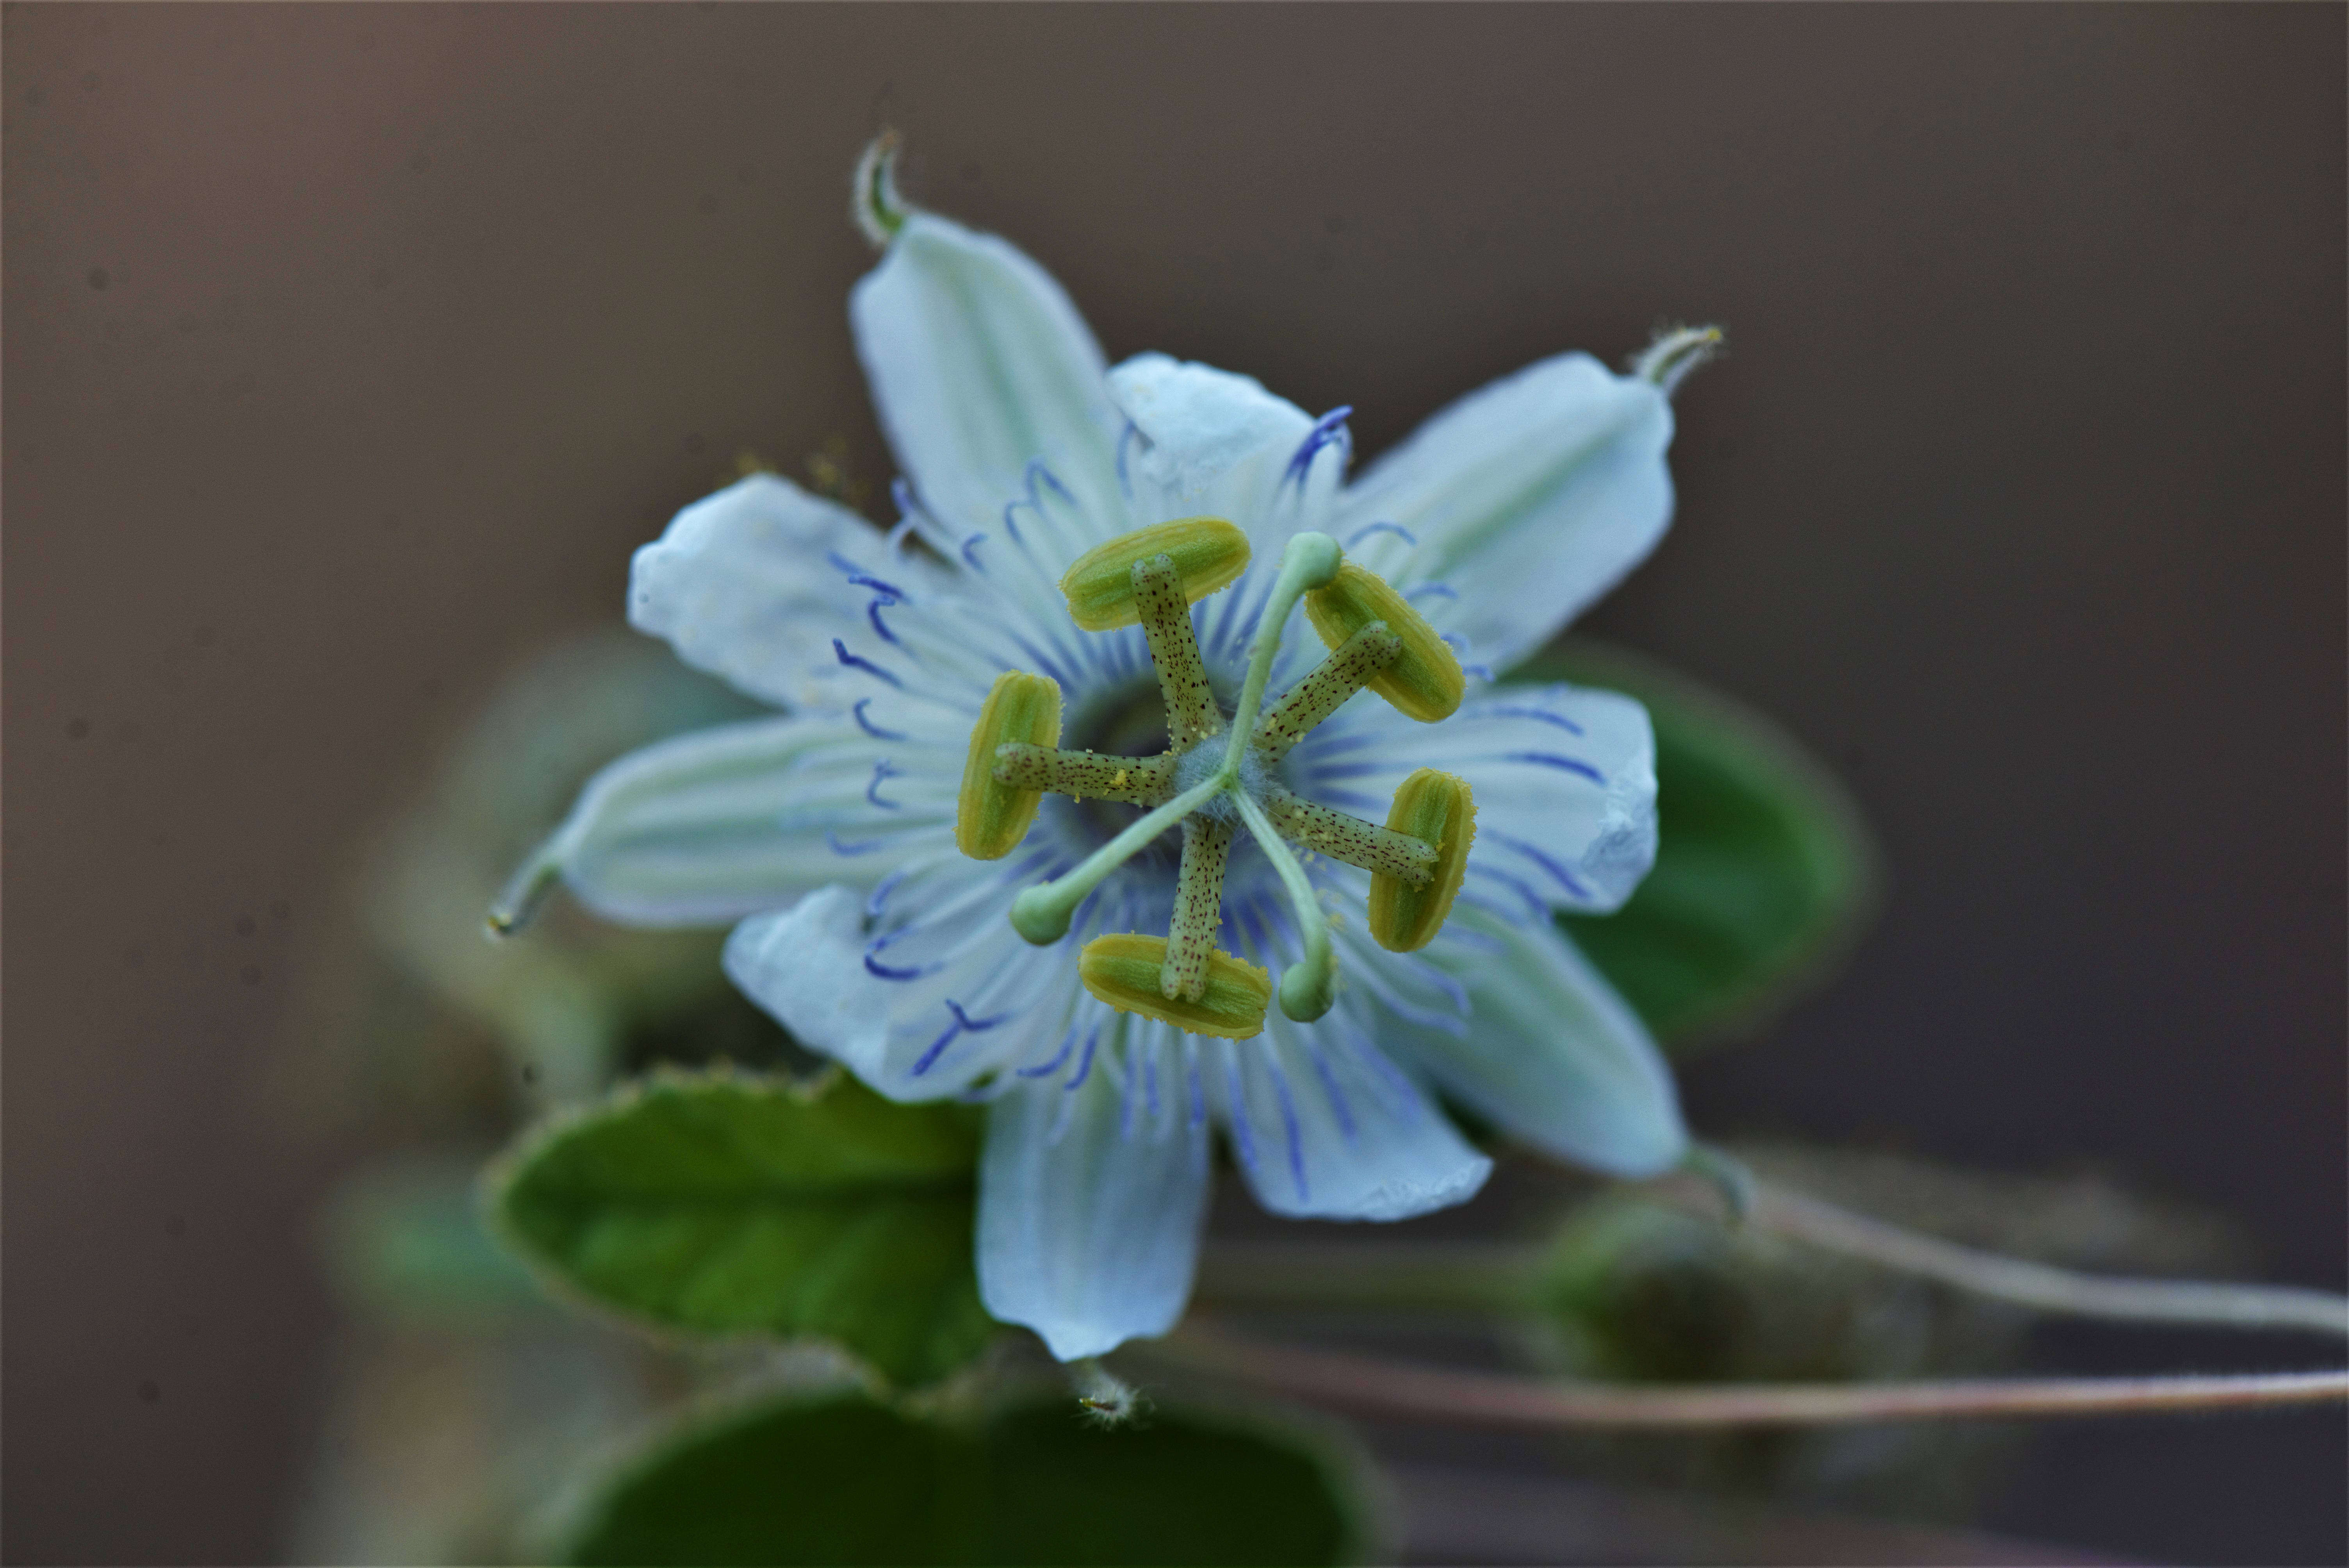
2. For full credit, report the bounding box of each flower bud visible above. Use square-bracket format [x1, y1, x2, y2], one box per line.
[955, 671, 1062, 860]
[1059, 518, 1250, 631]
[1369, 769, 1475, 952]
[1079, 932, 1271, 1038]
[1304, 561, 1464, 722]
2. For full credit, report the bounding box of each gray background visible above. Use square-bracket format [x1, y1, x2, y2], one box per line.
[5, 4, 2342, 1563]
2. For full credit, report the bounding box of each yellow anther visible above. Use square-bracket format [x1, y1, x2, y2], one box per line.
[1059, 518, 1251, 631]
[1303, 561, 1465, 723]
[1368, 769, 1475, 952]
[955, 671, 1062, 860]
[1112, 768, 1128, 789]
[1079, 933, 1271, 1038]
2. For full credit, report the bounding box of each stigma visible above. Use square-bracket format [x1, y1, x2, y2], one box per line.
[957, 520, 1474, 1037]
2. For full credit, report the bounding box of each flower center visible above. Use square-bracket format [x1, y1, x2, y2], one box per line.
[955, 521, 1478, 1039]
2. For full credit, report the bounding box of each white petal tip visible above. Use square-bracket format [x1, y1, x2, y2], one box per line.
[852, 132, 910, 249]
[1682, 1143, 1757, 1224]
[1069, 1358, 1145, 1425]
[486, 839, 566, 938]
[1634, 324, 1725, 395]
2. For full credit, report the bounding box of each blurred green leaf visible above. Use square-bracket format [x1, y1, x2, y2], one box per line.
[561, 1391, 1371, 1566]
[1511, 640, 1877, 1050]
[323, 1155, 547, 1322]
[487, 1069, 995, 1386]
[355, 629, 774, 1110]
[1527, 1146, 2242, 1520]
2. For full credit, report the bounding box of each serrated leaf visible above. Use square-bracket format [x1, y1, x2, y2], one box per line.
[487, 1070, 994, 1386]
[1511, 641, 1877, 1050]
[562, 1391, 1371, 1566]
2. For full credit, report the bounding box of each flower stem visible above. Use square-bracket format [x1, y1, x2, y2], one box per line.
[1198, 1174, 2349, 1341]
[1738, 1176, 2349, 1339]
[1147, 1323, 2349, 1429]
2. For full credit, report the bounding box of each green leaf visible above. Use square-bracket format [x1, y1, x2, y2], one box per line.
[486, 1068, 995, 1386]
[561, 1391, 1374, 1566]
[323, 1155, 547, 1322]
[1511, 640, 1878, 1050]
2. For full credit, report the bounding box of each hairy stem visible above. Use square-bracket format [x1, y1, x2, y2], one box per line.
[1262, 786, 1436, 884]
[1132, 554, 1223, 748]
[1162, 817, 1235, 1003]
[1252, 620, 1399, 762]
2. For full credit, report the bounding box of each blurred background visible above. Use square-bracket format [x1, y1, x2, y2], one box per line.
[4, 5, 2342, 1563]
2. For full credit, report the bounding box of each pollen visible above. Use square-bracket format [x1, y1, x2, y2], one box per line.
[1367, 769, 1476, 952]
[1080, 933, 1271, 1039]
[955, 671, 1062, 860]
[1059, 517, 1251, 631]
[1305, 560, 1465, 723]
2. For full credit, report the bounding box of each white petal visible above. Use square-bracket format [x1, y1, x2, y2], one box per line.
[1369, 901, 1688, 1178]
[722, 884, 876, 1058]
[542, 717, 948, 927]
[850, 212, 1125, 549]
[977, 1060, 1211, 1361]
[1331, 353, 1674, 674]
[723, 862, 1082, 1101]
[1212, 1012, 1491, 1221]
[1289, 682, 1657, 914]
[1106, 354, 1335, 545]
[628, 474, 946, 711]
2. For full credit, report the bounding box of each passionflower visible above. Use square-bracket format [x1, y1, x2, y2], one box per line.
[493, 139, 1715, 1361]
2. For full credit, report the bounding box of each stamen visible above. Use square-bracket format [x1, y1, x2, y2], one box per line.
[1010, 773, 1227, 944]
[1252, 621, 1401, 762]
[1059, 517, 1251, 631]
[955, 671, 1064, 861]
[1131, 554, 1223, 747]
[1232, 791, 1336, 1024]
[1079, 932, 1270, 1039]
[962, 521, 1475, 1013]
[991, 744, 1176, 805]
[1369, 769, 1477, 953]
[1262, 786, 1436, 885]
[1162, 818, 1235, 1002]
[1303, 561, 1464, 723]
[1220, 532, 1343, 779]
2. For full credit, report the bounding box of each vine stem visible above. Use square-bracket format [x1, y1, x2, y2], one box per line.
[1149, 1324, 2349, 1429]
[1740, 1177, 2349, 1339]
[1195, 1177, 2349, 1341]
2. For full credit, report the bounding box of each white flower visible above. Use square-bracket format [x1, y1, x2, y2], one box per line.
[496, 143, 1715, 1362]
